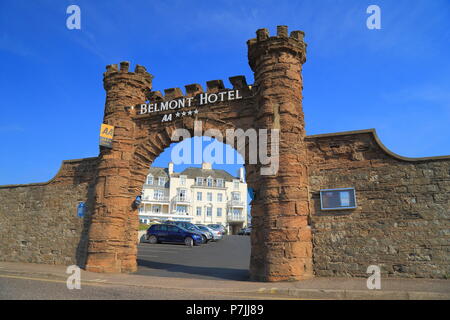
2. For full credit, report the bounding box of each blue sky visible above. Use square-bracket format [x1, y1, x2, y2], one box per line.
[0, 0, 449, 185]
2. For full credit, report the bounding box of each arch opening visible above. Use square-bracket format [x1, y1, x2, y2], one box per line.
[135, 136, 253, 280]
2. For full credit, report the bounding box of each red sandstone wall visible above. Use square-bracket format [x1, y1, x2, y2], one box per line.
[0, 157, 98, 265]
[1, 129, 448, 280]
[307, 130, 450, 278]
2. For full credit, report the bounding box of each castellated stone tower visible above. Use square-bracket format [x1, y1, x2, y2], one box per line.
[247, 26, 313, 281]
[85, 62, 153, 272]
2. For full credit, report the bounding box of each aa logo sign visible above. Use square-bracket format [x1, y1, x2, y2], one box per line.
[99, 124, 114, 148]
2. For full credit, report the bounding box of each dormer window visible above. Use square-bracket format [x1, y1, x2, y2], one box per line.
[196, 177, 204, 186]
[146, 175, 153, 185]
[158, 177, 166, 186]
[207, 177, 213, 187]
[216, 179, 224, 187]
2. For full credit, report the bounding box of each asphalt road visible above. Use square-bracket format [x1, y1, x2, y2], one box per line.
[0, 235, 259, 300]
[0, 276, 261, 300]
[136, 235, 251, 280]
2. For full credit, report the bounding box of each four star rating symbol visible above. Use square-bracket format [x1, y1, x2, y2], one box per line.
[175, 109, 198, 118]
[163, 109, 199, 123]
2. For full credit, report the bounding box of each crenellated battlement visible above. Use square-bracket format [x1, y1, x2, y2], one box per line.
[104, 61, 152, 76]
[247, 25, 305, 46]
[145, 75, 251, 103]
[247, 25, 307, 71]
[103, 61, 153, 90]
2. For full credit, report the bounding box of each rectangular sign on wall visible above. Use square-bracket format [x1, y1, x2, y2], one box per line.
[320, 188, 357, 210]
[99, 123, 114, 148]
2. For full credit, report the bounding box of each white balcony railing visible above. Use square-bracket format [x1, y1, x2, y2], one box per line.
[143, 196, 170, 202]
[139, 211, 189, 217]
[227, 200, 245, 207]
[139, 211, 168, 215]
[227, 213, 245, 222]
[171, 196, 191, 203]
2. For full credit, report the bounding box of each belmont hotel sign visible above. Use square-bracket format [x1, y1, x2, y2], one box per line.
[138, 90, 243, 122]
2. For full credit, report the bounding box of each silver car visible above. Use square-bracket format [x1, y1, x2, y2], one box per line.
[207, 224, 227, 236]
[196, 224, 222, 241]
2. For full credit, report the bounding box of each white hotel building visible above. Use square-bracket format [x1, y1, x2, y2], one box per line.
[138, 162, 249, 234]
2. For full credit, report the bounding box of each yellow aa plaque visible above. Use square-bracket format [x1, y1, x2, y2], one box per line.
[99, 123, 114, 148]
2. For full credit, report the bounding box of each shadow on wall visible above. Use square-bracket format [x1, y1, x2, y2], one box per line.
[74, 157, 100, 269]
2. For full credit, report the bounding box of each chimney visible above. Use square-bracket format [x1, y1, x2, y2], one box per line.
[239, 167, 245, 182]
[168, 162, 174, 175]
[201, 162, 212, 170]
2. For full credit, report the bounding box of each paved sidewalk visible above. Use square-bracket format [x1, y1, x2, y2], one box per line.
[0, 261, 449, 300]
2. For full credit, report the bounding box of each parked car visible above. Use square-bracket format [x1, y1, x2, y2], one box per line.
[207, 224, 227, 235]
[165, 221, 213, 243]
[139, 220, 159, 231]
[146, 223, 203, 246]
[238, 227, 251, 236]
[196, 224, 223, 241]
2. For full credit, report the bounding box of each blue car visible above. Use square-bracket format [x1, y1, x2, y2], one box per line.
[146, 223, 203, 246]
[165, 221, 213, 243]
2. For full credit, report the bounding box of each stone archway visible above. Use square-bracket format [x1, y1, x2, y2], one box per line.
[85, 26, 313, 282]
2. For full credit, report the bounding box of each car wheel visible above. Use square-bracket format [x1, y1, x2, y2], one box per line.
[202, 235, 207, 243]
[148, 235, 158, 244]
[184, 237, 194, 247]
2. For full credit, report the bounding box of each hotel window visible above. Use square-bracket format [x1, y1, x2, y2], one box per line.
[217, 193, 223, 202]
[207, 177, 213, 187]
[216, 179, 224, 187]
[232, 192, 241, 201]
[217, 208, 222, 217]
[158, 177, 166, 186]
[152, 205, 161, 213]
[207, 192, 212, 201]
[196, 207, 202, 216]
[196, 177, 204, 186]
[146, 175, 153, 185]
[154, 190, 165, 200]
[206, 207, 212, 217]
[197, 192, 202, 201]
[233, 180, 239, 190]
[178, 189, 187, 201]
[180, 176, 186, 186]
[176, 205, 187, 213]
